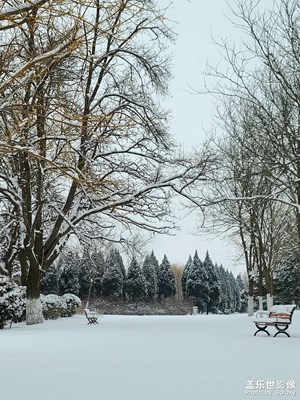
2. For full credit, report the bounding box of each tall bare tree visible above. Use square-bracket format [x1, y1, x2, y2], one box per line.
[0, 0, 214, 324]
[171, 263, 183, 301]
[201, 0, 300, 311]
[210, 115, 295, 313]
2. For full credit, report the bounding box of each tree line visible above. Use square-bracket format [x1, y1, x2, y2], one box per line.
[42, 248, 248, 314]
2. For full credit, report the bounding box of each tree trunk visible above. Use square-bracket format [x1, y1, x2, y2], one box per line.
[85, 278, 94, 309]
[264, 268, 274, 310]
[26, 297, 43, 325]
[248, 277, 254, 316]
[296, 142, 300, 245]
[19, 249, 29, 286]
[266, 293, 273, 310]
[26, 260, 44, 325]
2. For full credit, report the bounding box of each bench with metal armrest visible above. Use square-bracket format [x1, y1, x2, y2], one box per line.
[253, 304, 296, 337]
[84, 308, 99, 325]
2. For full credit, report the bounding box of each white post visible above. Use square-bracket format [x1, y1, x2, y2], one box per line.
[248, 295, 254, 316]
[192, 306, 198, 315]
[258, 296, 263, 310]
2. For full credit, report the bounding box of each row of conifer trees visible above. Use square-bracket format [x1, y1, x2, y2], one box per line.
[42, 248, 247, 313]
[182, 251, 247, 314]
[43, 249, 176, 301]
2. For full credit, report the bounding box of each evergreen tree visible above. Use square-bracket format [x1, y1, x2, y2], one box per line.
[78, 256, 91, 299]
[126, 257, 147, 301]
[229, 271, 240, 312]
[92, 251, 105, 296]
[101, 249, 125, 298]
[275, 255, 300, 306]
[186, 251, 209, 313]
[203, 251, 221, 313]
[150, 250, 160, 275]
[157, 255, 176, 300]
[217, 266, 238, 314]
[41, 264, 59, 295]
[236, 274, 248, 312]
[181, 255, 193, 298]
[142, 253, 158, 301]
[225, 269, 235, 313]
[216, 265, 229, 313]
[114, 249, 126, 280]
[59, 252, 80, 296]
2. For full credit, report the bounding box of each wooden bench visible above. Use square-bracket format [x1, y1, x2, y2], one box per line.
[253, 304, 296, 337]
[84, 308, 99, 325]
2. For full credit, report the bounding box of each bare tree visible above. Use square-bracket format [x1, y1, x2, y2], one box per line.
[202, 97, 295, 313]
[0, 0, 214, 324]
[171, 264, 183, 301]
[200, 0, 300, 311]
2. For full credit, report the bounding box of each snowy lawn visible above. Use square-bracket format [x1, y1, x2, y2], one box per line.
[1, 312, 299, 400]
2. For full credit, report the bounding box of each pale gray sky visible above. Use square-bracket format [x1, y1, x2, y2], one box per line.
[150, 0, 244, 273]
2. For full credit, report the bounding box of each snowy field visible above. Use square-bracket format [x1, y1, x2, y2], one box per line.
[1, 312, 299, 400]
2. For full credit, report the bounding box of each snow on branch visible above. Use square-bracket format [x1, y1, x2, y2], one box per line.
[67, 161, 209, 228]
[0, 0, 49, 20]
[0, 36, 79, 95]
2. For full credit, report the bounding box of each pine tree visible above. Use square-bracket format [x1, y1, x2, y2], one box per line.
[92, 251, 105, 296]
[59, 252, 80, 296]
[275, 255, 300, 305]
[216, 265, 229, 313]
[41, 264, 59, 295]
[150, 250, 160, 275]
[157, 255, 176, 300]
[142, 253, 158, 301]
[114, 249, 126, 280]
[203, 251, 221, 313]
[101, 249, 125, 298]
[126, 257, 147, 301]
[78, 256, 91, 299]
[186, 251, 209, 313]
[225, 269, 235, 313]
[229, 271, 240, 312]
[236, 274, 248, 312]
[181, 255, 193, 298]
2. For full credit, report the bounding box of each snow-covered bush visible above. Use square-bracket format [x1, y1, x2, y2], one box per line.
[5, 286, 26, 321]
[0, 277, 81, 326]
[61, 293, 81, 317]
[41, 293, 81, 319]
[0, 276, 26, 328]
[41, 294, 66, 320]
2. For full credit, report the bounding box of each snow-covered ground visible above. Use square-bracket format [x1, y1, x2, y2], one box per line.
[1, 312, 299, 400]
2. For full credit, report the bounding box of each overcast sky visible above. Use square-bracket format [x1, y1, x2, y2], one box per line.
[149, 0, 245, 274]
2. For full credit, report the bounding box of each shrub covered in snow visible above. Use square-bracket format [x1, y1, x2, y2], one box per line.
[61, 293, 82, 317]
[0, 276, 26, 329]
[41, 293, 81, 319]
[0, 276, 81, 326]
[41, 294, 66, 320]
